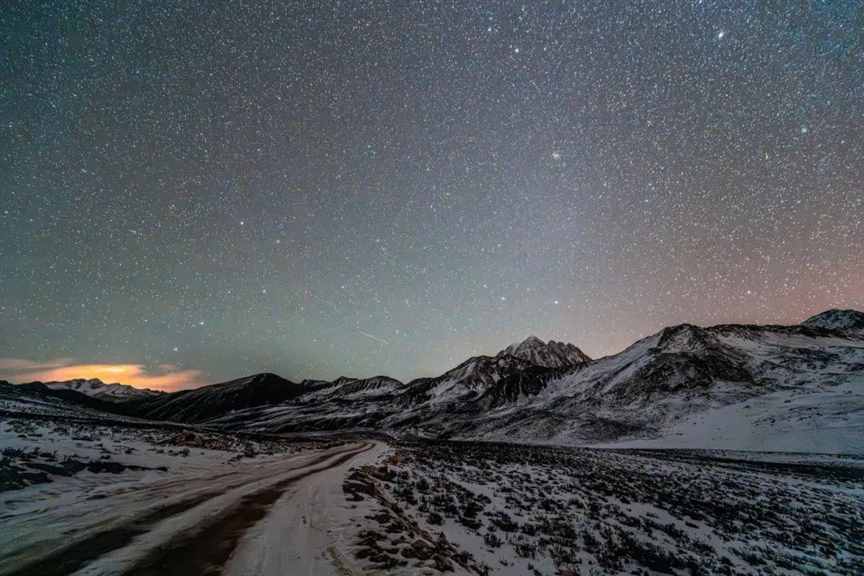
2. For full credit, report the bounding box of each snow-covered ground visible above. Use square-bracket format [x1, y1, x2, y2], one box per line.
[593, 377, 864, 453]
[349, 441, 864, 576]
[0, 396, 126, 420]
[3, 400, 862, 575]
[222, 443, 386, 576]
[0, 415, 388, 576]
[198, 322, 864, 455]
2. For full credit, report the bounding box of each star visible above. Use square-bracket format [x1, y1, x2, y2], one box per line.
[2, 2, 859, 387]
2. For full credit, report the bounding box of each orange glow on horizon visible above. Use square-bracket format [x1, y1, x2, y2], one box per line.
[0, 359, 205, 392]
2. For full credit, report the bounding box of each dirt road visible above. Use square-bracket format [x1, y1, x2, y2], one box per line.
[4, 442, 383, 576]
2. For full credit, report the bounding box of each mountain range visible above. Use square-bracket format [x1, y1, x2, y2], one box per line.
[43, 378, 164, 401]
[5, 309, 864, 453]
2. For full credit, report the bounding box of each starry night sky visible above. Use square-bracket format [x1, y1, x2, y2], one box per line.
[1, 1, 863, 389]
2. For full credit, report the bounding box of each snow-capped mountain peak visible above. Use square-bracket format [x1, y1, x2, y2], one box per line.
[802, 308, 864, 336]
[22, 309, 863, 454]
[518, 335, 546, 347]
[497, 336, 591, 368]
[653, 323, 719, 353]
[43, 378, 162, 401]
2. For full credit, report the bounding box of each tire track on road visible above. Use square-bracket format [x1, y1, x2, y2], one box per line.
[4, 443, 363, 576]
[122, 443, 372, 576]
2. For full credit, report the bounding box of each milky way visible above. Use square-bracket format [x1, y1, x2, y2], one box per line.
[1, 1, 862, 387]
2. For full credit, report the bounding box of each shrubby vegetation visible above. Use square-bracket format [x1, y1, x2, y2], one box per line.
[345, 440, 864, 575]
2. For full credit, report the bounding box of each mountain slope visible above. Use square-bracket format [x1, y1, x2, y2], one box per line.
[0, 381, 142, 418]
[802, 308, 864, 336]
[129, 373, 305, 423]
[301, 376, 405, 401]
[42, 378, 162, 402]
[496, 336, 591, 367]
[208, 337, 592, 433]
[208, 314, 864, 453]
[11, 311, 863, 453]
[395, 336, 591, 407]
[448, 322, 864, 449]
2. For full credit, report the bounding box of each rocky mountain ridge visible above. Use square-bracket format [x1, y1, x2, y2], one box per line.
[42, 378, 163, 401]
[6, 309, 864, 453]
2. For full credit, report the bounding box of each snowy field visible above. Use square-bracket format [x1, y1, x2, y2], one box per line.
[346, 441, 864, 576]
[591, 377, 864, 454]
[3, 409, 863, 575]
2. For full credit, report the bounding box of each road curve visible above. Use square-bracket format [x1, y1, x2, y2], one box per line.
[122, 443, 373, 576]
[6, 443, 372, 576]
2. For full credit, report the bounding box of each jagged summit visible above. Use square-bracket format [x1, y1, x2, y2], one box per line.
[654, 323, 718, 353]
[328, 375, 404, 398]
[802, 309, 864, 335]
[9, 311, 864, 453]
[497, 336, 591, 368]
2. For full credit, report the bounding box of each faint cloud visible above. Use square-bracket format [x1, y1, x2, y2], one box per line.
[0, 358, 76, 371]
[0, 358, 206, 392]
